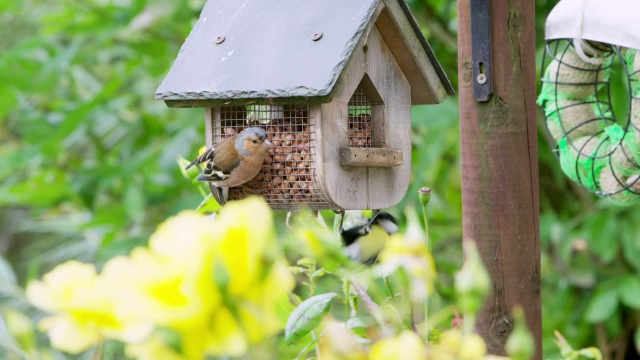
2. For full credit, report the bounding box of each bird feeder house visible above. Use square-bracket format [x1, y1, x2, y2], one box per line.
[156, 0, 454, 210]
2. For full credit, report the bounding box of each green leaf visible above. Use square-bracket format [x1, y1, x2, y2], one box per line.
[346, 317, 367, 338]
[585, 214, 618, 264]
[577, 347, 603, 360]
[621, 223, 640, 271]
[619, 276, 640, 309]
[96, 237, 147, 262]
[195, 193, 221, 214]
[585, 286, 619, 323]
[157, 327, 183, 355]
[124, 184, 145, 220]
[285, 292, 337, 345]
[0, 256, 17, 285]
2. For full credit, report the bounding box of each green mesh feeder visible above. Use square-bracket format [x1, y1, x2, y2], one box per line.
[542, 98, 609, 142]
[558, 135, 609, 191]
[540, 0, 640, 205]
[600, 167, 640, 206]
[626, 49, 640, 135]
[605, 124, 640, 177]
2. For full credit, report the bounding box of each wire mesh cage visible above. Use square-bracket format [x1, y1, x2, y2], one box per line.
[539, 39, 640, 205]
[348, 86, 373, 148]
[211, 104, 337, 210]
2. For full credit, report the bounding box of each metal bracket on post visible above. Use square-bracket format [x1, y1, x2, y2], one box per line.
[471, 0, 493, 102]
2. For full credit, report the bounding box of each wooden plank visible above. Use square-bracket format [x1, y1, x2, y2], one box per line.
[321, 4, 411, 210]
[308, 104, 339, 209]
[320, 2, 384, 210]
[205, 107, 213, 148]
[458, 0, 541, 357]
[340, 147, 403, 167]
[321, 100, 369, 209]
[364, 25, 411, 209]
[377, 0, 448, 105]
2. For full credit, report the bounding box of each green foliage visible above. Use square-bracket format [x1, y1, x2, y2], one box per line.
[0, 0, 637, 358]
[0, 0, 206, 275]
[554, 331, 603, 360]
[285, 293, 337, 345]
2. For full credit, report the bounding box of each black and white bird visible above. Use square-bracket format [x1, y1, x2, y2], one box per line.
[340, 212, 399, 265]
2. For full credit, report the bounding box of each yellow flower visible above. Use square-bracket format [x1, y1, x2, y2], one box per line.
[211, 197, 274, 296]
[100, 211, 222, 331]
[237, 260, 295, 343]
[436, 328, 487, 360]
[204, 198, 295, 354]
[458, 333, 487, 360]
[318, 317, 367, 360]
[100, 248, 218, 329]
[376, 233, 436, 302]
[2, 307, 35, 352]
[26, 261, 151, 354]
[290, 211, 347, 272]
[28, 197, 294, 359]
[373, 209, 436, 302]
[148, 211, 218, 276]
[125, 333, 186, 360]
[132, 198, 292, 358]
[369, 331, 427, 360]
[205, 309, 248, 356]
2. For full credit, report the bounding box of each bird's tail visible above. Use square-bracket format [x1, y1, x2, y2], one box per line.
[185, 161, 197, 170]
[211, 186, 228, 206]
[185, 147, 215, 170]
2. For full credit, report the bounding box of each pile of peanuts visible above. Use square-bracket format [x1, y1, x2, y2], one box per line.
[348, 114, 372, 147]
[220, 118, 327, 203]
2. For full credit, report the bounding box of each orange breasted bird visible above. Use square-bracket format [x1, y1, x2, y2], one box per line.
[185, 127, 274, 205]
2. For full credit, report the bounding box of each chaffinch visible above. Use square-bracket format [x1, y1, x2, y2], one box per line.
[340, 212, 399, 265]
[185, 127, 274, 204]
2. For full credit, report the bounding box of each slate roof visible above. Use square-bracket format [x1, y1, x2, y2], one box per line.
[156, 0, 453, 106]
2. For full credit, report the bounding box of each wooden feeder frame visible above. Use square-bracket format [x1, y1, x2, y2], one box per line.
[157, 0, 454, 210]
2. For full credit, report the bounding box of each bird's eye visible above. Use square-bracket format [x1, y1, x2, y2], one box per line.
[252, 140, 257, 144]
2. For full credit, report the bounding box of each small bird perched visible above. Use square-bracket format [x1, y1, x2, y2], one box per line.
[340, 211, 399, 265]
[184, 127, 274, 205]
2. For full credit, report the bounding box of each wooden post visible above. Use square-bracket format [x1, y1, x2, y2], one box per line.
[457, 0, 542, 357]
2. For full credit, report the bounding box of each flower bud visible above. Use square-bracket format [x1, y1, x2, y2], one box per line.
[506, 307, 535, 360]
[418, 187, 431, 208]
[455, 239, 491, 316]
[459, 333, 487, 360]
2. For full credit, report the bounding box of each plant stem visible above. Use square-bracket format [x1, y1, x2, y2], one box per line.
[383, 276, 397, 304]
[343, 279, 351, 321]
[310, 330, 321, 359]
[349, 277, 389, 336]
[418, 187, 432, 340]
[418, 187, 432, 251]
[92, 341, 104, 360]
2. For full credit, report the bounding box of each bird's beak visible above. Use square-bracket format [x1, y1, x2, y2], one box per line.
[264, 139, 275, 148]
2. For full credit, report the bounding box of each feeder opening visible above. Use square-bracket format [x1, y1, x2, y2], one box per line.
[348, 86, 373, 148]
[212, 104, 335, 210]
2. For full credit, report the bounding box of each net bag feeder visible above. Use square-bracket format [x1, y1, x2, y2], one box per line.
[538, 0, 640, 205]
[156, 0, 454, 211]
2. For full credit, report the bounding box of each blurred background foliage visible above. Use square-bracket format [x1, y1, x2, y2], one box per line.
[1, 0, 639, 358]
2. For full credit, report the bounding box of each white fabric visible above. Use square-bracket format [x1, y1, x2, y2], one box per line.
[546, 0, 640, 50]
